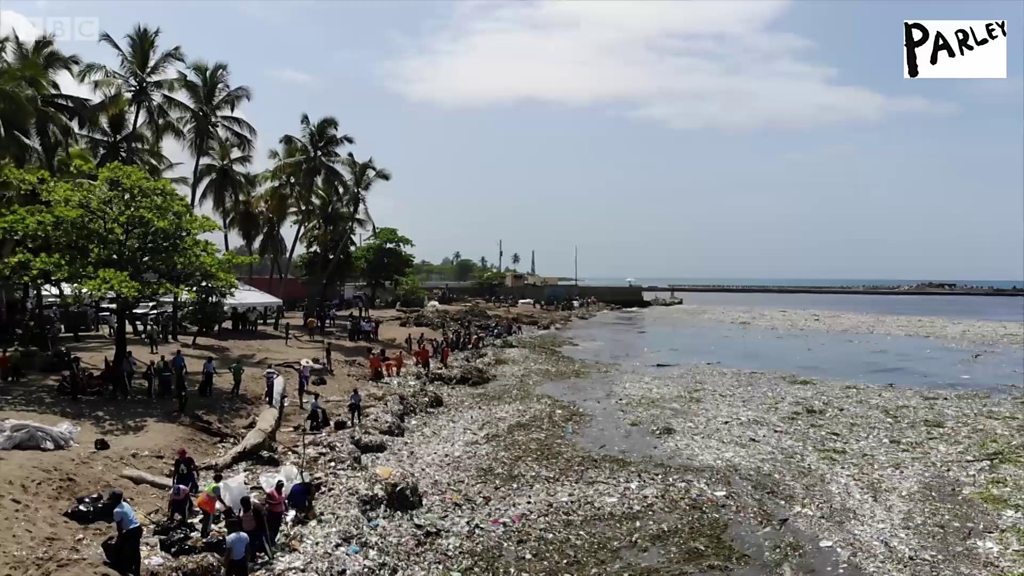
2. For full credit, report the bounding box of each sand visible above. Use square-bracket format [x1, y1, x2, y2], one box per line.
[0, 307, 453, 576]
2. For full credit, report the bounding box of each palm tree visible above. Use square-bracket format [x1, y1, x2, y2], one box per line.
[453, 250, 462, 262]
[164, 60, 254, 209]
[229, 186, 262, 280]
[511, 253, 521, 271]
[77, 24, 183, 141]
[341, 152, 391, 234]
[277, 114, 353, 281]
[197, 134, 254, 251]
[256, 188, 288, 282]
[479, 256, 489, 269]
[0, 33, 87, 172]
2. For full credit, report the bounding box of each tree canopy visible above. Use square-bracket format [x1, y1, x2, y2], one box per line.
[354, 227, 414, 300]
[0, 163, 238, 361]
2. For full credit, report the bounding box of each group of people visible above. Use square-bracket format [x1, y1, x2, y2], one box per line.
[106, 447, 316, 576]
[346, 313, 381, 342]
[229, 307, 263, 333]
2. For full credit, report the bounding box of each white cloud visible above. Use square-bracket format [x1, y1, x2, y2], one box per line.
[266, 68, 315, 85]
[384, 1, 949, 130]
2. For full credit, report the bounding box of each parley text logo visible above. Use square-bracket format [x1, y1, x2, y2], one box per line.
[904, 20, 1007, 79]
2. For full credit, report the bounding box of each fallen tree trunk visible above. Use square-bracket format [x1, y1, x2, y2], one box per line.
[119, 468, 173, 491]
[184, 413, 239, 441]
[200, 406, 281, 471]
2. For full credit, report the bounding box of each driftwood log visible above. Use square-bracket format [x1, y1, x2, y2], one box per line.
[119, 468, 173, 491]
[184, 413, 239, 441]
[200, 406, 282, 471]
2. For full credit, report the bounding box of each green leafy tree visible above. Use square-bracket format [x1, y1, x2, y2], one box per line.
[0, 163, 237, 370]
[394, 275, 425, 308]
[453, 259, 477, 282]
[511, 252, 521, 271]
[354, 227, 415, 304]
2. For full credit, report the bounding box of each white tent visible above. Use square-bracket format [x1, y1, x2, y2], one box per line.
[224, 282, 282, 311]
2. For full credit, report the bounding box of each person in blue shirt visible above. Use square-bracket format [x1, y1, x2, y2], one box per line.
[109, 489, 143, 576]
[224, 518, 250, 576]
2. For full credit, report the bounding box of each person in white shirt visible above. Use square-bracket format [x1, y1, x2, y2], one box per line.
[223, 518, 250, 576]
[200, 356, 217, 397]
[109, 489, 143, 576]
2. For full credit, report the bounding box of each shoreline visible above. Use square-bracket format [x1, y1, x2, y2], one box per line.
[2, 301, 1021, 575]
[270, 303, 1023, 575]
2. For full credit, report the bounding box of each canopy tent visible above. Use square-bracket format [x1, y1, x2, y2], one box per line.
[224, 282, 283, 311]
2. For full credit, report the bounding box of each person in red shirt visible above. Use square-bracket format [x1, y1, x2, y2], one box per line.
[393, 351, 404, 377]
[264, 479, 287, 546]
[0, 348, 9, 382]
[440, 344, 450, 369]
[368, 348, 383, 381]
[416, 345, 431, 374]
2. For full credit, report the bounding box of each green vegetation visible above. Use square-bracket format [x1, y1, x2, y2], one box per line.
[1, 21, 400, 345]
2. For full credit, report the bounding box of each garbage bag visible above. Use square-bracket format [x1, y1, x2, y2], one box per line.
[63, 491, 116, 524]
[0, 420, 79, 450]
[218, 473, 248, 512]
[258, 464, 300, 496]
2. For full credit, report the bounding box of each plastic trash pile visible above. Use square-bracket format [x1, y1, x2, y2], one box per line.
[63, 492, 117, 524]
[0, 419, 79, 450]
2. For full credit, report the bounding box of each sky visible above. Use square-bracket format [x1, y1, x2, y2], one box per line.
[2, 0, 1022, 281]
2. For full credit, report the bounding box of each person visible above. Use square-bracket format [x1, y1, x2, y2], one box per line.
[160, 313, 171, 343]
[147, 323, 159, 354]
[200, 357, 217, 397]
[298, 362, 311, 408]
[239, 495, 273, 561]
[109, 489, 142, 576]
[284, 322, 290, 345]
[372, 318, 380, 341]
[122, 352, 138, 398]
[0, 348, 9, 383]
[307, 393, 328, 431]
[416, 344, 431, 374]
[417, 332, 425, 349]
[441, 343, 450, 369]
[263, 366, 279, 406]
[175, 369, 189, 413]
[368, 348, 383, 381]
[143, 361, 155, 398]
[171, 349, 187, 388]
[305, 316, 316, 340]
[156, 355, 173, 398]
[229, 360, 245, 396]
[360, 318, 372, 342]
[324, 343, 334, 375]
[264, 479, 287, 546]
[223, 518, 250, 576]
[404, 333, 413, 353]
[286, 478, 314, 515]
[171, 448, 200, 494]
[393, 351, 405, 377]
[197, 473, 228, 538]
[106, 313, 116, 337]
[348, 388, 362, 427]
[168, 483, 192, 524]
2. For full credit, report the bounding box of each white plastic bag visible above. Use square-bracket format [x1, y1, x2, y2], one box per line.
[219, 473, 248, 512]
[259, 464, 300, 496]
[0, 420, 79, 450]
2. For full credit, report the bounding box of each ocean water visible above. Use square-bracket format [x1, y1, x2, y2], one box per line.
[659, 292, 1024, 322]
[564, 308, 1024, 391]
[582, 277, 1024, 289]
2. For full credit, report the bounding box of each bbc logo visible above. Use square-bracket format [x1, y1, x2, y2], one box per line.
[25, 17, 99, 42]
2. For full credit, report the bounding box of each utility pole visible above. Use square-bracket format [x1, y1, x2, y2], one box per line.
[498, 240, 503, 272]
[574, 245, 578, 286]
[530, 250, 536, 275]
